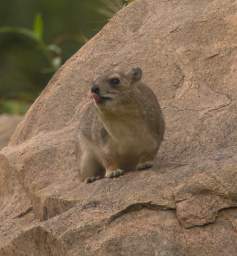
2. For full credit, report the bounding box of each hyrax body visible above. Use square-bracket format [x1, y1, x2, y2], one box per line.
[79, 67, 165, 183]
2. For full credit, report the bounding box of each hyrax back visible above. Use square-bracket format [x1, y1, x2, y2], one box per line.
[79, 67, 165, 183]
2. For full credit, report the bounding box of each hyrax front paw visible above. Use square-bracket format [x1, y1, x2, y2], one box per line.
[105, 169, 125, 178]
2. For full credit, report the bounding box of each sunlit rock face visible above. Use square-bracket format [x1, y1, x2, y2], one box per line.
[1, 0, 237, 255]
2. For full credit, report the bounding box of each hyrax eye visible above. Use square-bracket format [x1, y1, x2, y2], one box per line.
[109, 78, 120, 86]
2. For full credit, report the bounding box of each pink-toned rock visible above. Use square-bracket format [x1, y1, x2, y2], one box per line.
[1, 0, 237, 255]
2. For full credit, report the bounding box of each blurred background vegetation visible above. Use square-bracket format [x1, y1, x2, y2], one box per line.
[0, 0, 133, 115]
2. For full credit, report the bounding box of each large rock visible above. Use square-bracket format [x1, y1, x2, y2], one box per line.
[0, 115, 21, 149]
[1, 0, 237, 255]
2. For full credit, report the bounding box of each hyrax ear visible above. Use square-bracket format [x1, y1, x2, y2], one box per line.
[127, 67, 143, 83]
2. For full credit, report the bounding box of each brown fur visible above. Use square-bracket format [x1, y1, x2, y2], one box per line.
[79, 67, 165, 183]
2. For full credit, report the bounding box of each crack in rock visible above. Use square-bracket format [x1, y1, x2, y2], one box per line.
[108, 202, 175, 224]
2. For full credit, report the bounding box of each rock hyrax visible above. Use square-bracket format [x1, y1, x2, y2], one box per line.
[79, 67, 165, 183]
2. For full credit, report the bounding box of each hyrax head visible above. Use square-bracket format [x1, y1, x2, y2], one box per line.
[90, 67, 142, 113]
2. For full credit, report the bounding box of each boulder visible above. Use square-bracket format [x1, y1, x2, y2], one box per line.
[1, 0, 237, 255]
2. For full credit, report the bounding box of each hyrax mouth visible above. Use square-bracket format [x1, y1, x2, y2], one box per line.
[91, 92, 112, 104]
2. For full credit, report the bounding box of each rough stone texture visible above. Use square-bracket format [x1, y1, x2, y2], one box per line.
[0, 115, 21, 149]
[1, 0, 237, 255]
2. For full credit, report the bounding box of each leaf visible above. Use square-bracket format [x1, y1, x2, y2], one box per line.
[47, 44, 62, 55]
[99, 0, 124, 18]
[0, 27, 39, 42]
[33, 14, 44, 40]
[51, 57, 62, 69]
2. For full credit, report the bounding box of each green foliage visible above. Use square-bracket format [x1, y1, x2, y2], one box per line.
[0, 13, 65, 111]
[98, 0, 134, 18]
[98, 0, 124, 17]
[0, 0, 134, 115]
[33, 14, 44, 40]
[0, 27, 39, 42]
[0, 14, 62, 73]
[0, 100, 30, 115]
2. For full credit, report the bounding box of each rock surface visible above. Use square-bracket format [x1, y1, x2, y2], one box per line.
[1, 0, 237, 255]
[0, 115, 21, 149]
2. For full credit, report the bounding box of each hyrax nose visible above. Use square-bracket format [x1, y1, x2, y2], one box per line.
[91, 84, 100, 95]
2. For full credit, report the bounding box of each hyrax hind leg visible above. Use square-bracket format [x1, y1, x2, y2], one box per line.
[136, 154, 155, 170]
[80, 152, 105, 183]
[136, 161, 153, 170]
